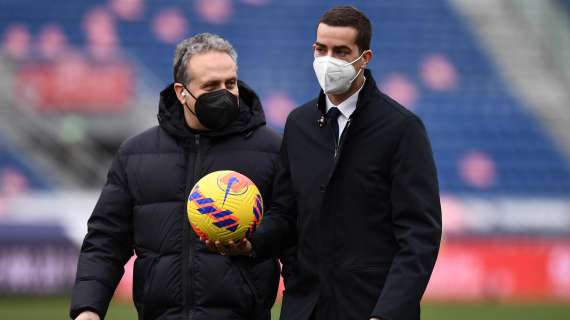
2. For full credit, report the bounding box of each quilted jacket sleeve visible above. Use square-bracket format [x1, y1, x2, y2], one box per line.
[69, 150, 134, 319]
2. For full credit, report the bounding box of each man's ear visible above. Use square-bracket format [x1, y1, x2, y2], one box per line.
[173, 83, 186, 104]
[362, 50, 373, 68]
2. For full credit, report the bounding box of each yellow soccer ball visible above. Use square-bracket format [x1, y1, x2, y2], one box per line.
[187, 170, 263, 245]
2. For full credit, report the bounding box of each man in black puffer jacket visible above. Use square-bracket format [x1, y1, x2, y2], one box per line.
[70, 33, 282, 320]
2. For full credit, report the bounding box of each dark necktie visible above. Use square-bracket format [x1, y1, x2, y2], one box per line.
[327, 107, 342, 143]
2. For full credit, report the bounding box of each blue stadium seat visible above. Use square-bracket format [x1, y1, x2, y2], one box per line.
[1, 0, 569, 195]
[0, 136, 52, 189]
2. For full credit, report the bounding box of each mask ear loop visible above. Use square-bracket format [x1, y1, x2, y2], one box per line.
[348, 67, 364, 85]
[180, 83, 199, 116]
[181, 84, 199, 101]
[347, 49, 369, 65]
[347, 50, 370, 85]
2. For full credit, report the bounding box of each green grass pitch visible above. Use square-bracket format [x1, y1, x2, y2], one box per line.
[0, 296, 568, 319]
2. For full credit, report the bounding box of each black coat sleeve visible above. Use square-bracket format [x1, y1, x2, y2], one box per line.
[372, 117, 442, 320]
[251, 123, 297, 259]
[69, 151, 134, 319]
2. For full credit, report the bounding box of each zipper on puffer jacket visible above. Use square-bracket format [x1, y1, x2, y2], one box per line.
[184, 134, 201, 320]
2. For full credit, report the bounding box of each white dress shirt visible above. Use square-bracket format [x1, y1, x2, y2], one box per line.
[325, 79, 366, 140]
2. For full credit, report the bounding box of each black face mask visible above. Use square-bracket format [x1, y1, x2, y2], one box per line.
[181, 85, 240, 131]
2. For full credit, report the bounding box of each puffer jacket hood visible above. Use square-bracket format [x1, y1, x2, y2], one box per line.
[158, 80, 266, 140]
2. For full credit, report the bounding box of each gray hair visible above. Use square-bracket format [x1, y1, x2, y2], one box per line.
[172, 33, 238, 85]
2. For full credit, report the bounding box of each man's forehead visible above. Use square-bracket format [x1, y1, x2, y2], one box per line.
[316, 23, 358, 48]
[197, 69, 237, 82]
[187, 51, 237, 82]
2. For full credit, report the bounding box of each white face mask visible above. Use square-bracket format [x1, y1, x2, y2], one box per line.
[313, 51, 367, 95]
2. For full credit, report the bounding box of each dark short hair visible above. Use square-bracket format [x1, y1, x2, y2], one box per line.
[318, 6, 372, 52]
